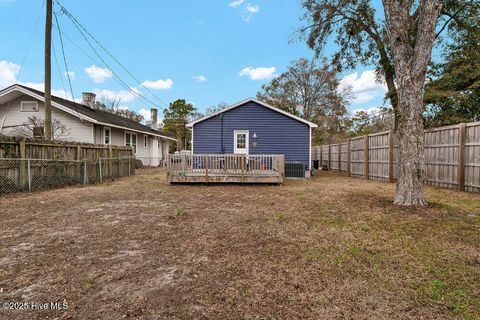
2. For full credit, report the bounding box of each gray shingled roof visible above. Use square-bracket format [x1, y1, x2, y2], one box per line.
[8, 84, 174, 140]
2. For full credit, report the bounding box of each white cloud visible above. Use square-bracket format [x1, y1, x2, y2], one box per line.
[241, 3, 260, 22]
[0, 60, 20, 87]
[93, 88, 137, 103]
[239, 66, 277, 80]
[0, 61, 77, 101]
[352, 106, 382, 115]
[138, 108, 151, 122]
[138, 107, 164, 125]
[246, 3, 259, 13]
[229, 1, 259, 22]
[64, 71, 75, 81]
[229, 0, 244, 7]
[339, 70, 387, 103]
[193, 75, 207, 83]
[141, 79, 173, 90]
[85, 65, 112, 83]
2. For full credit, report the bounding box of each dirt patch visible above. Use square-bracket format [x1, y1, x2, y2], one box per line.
[0, 168, 479, 319]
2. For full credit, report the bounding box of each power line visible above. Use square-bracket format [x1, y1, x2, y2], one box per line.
[51, 38, 67, 97]
[60, 12, 162, 110]
[53, 10, 75, 102]
[16, 0, 46, 82]
[51, 21, 159, 110]
[54, 0, 169, 109]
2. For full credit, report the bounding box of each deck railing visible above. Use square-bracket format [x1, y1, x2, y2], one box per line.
[166, 154, 285, 183]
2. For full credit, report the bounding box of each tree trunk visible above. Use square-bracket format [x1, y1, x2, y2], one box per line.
[382, 0, 442, 206]
[394, 78, 426, 205]
[176, 128, 183, 151]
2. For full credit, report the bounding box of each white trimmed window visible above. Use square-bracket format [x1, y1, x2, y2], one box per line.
[104, 127, 111, 145]
[144, 135, 148, 148]
[20, 101, 39, 112]
[125, 132, 137, 153]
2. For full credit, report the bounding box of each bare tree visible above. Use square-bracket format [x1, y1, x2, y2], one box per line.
[13, 116, 70, 140]
[257, 58, 351, 144]
[95, 98, 144, 123]
[382, 0, 443, 205]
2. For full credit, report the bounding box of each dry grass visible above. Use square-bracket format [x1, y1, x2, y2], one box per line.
[0, 169, 479, 319]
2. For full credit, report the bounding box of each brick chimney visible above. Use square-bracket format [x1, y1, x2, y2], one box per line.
[150, 108, 158, 130]
[82, 92, 96, 109]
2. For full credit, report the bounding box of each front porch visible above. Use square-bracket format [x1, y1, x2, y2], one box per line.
[166, 154, 285, 183]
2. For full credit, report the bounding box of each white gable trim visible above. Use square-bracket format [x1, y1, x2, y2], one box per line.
[186, 98, 318, 128]
[0, 85, 177, 142]
[1, 85, 98, 123]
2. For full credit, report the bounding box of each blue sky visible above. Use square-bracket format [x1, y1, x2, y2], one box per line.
[0, 0, 388, 122]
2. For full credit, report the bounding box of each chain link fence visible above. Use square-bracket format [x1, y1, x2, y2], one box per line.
[0, 156, 135, 195]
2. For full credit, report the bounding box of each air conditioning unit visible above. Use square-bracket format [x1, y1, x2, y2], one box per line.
[285, 162, 306, 178]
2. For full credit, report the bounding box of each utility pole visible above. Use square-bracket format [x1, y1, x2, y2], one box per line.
[44, 0, 53, 140]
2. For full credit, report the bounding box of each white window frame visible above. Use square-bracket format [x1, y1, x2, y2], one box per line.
[234, 130, 249, 155]
[103, 127, 111, 145]
[20, 101, 39, 112]
[124, 131, 137, 153]
[144, 135, 148, 148]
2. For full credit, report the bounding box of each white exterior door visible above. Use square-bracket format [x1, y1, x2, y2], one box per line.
[234, 130, 249, 155]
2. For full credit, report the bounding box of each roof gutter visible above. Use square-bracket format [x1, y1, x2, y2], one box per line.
[2, 85, 177, 142]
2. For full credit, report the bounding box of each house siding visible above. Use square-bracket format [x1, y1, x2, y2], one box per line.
[192, 101, 311, 167]
[0, 95, 93, 142]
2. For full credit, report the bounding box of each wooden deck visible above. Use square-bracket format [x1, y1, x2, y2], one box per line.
[166, 154, 285, 184]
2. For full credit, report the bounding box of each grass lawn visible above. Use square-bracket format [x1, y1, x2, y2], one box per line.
[0, 168, 479, 319]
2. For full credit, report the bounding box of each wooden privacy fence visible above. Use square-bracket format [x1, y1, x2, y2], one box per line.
[0, 137, 135, 193]
[312, 121, 480, 193]
[0, 137, 133, 161]
[166, 153, 285, 183]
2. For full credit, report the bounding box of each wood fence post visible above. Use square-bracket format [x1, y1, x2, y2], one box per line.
[338, 143, 341, 172]
[319, 146, 323, 169]
[19, 140, 27, 189]
[458, 123, 466, 191]
[108, 145, 113, 178]
[364, 135, 369, 180]
[20, 140, 26, 158]
[328, 144, 331, 170]
[76, 145, 82, 180]
[388, 129, 394, 183]
[347, 138, 351, 177]
[205, 155, 209, 183]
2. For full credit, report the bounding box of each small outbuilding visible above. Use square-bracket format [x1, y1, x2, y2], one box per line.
[186, 98, 317, 178]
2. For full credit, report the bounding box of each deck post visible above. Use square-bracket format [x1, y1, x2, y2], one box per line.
[458, 123, 466, 191]
[166, 154, 170, 182]
[205, 155, 209, 183]
[279, 155, 285, 182]
[388, 129, 394, 183]
[241, 155, 245, 182]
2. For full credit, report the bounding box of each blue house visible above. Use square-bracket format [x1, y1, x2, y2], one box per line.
[186, 98, 317, 177]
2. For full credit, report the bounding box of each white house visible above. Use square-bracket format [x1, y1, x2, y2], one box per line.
[0, 84, 176, 166]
